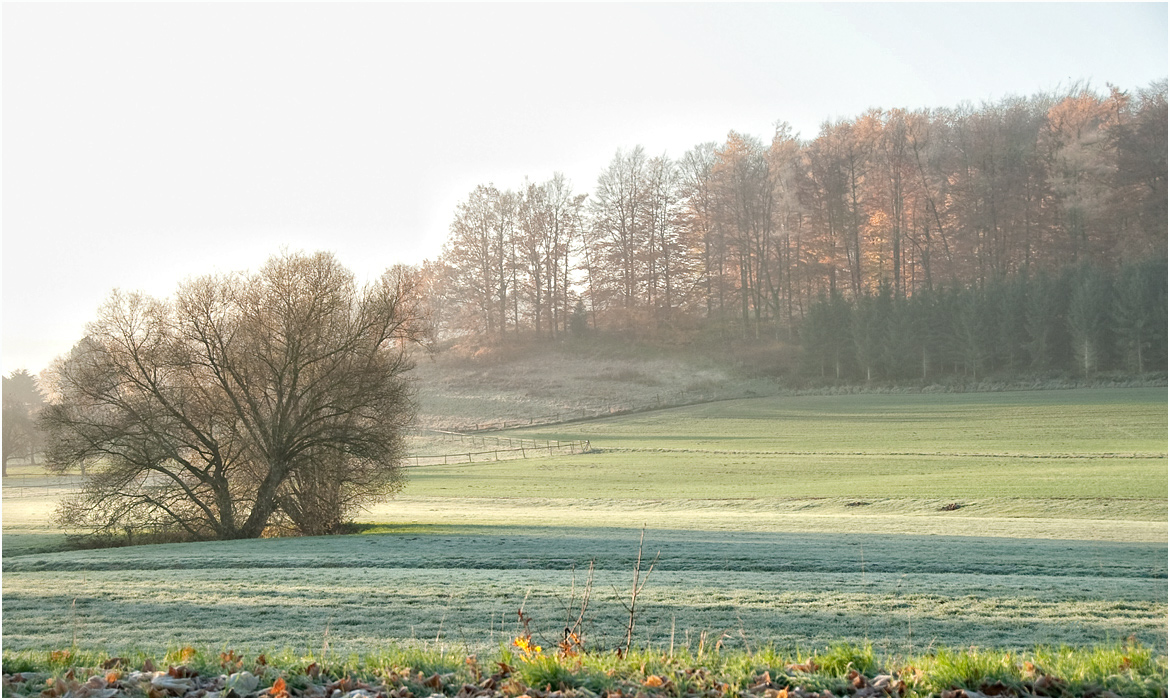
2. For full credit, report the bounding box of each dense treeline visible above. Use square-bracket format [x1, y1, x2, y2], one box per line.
[427, 82, 1167, 376]
[803, 258, 1167, 382]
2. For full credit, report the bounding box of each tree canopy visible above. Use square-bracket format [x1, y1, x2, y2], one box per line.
[430, 82, 1167, 348]
[2, 369, 44, 476]
[41, 252, 430, 540]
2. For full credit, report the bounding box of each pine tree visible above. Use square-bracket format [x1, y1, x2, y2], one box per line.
[1066, 263, 1112, 377]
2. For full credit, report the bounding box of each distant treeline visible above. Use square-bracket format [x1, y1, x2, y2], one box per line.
[801, 258, 1167, 382]
[422, 82, 1167, 375]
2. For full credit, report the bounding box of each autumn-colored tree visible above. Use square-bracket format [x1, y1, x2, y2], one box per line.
[428, 82, 1166, 380]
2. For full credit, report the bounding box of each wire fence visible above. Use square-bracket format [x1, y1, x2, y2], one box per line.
[434, 387, 758, 434]
[2, 474, 85, 499]
[3, 388, 757, 485]
[1, 439, 594, 493]
[406, 439, 590, 467]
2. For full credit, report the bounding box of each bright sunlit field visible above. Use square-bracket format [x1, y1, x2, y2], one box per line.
[2, 388, 1166, 657]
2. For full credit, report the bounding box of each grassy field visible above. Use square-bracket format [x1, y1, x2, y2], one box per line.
[410, 343, 776, 431]
[2, 387, 1166, 660]
[3, 525, 1165, 654]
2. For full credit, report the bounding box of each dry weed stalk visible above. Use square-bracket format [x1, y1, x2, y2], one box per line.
[321, 615, 333, 658]
[558, 560, 595, 656]
[615, 527, 659, 657]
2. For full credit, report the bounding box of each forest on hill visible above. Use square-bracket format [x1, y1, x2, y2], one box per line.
[421, 81, 1167, 380]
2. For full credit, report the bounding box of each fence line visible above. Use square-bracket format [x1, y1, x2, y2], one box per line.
[406, 439, 590, 467]
[420, 431, 578, 450]
[2, 475, 86, 499]
[433, 387, 757, 434]
[2, 441, 595, 493]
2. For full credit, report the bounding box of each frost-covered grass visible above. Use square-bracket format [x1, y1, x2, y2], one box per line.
[2, 488, 74, 555]
[3, 388, 1166, 660]
[3, 524, 1166, 654]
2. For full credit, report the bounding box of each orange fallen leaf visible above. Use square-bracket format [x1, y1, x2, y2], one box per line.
[267, 677, 289, 698]
[786, 659, 819, 673]
[644, 674, 665, 687]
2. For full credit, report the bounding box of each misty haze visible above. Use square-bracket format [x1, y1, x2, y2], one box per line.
[2, 4, 1167, 698]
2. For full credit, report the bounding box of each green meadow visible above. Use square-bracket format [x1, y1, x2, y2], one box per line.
[2, 388, 1166, 657]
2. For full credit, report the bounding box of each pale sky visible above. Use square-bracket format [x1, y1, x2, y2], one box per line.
[3, 3, 1167, 376]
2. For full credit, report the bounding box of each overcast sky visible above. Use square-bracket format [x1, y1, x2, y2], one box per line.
[3, 3, 1167, 376]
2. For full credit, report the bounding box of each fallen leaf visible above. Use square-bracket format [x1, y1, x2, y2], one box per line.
[151, 673, 193, 693]
[979, 680, 1013, 696]
[224, 671, 260, 696]
[786, 660, 819, 674]
[89, 679, 111, 693]
[848, 670, 869, 689]
[266, 676, 289, 698]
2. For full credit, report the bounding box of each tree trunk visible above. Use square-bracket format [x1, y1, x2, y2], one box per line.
[238, 466, 286, 539]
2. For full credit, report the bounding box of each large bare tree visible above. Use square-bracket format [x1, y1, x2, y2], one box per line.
[41, 252, 429, 540]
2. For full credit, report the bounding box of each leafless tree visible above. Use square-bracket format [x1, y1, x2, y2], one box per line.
[41, 252, 429, 540]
